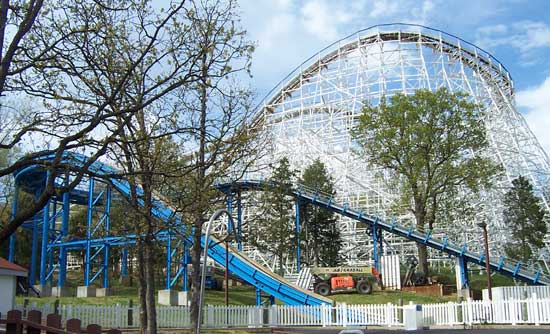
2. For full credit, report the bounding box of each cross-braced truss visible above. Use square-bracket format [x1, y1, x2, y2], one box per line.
[240, 24, 550, 271]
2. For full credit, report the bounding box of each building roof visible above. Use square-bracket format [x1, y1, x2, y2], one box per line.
[0, 257, 28, 277]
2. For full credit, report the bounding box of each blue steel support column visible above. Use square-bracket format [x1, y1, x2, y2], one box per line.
[458, 256, 470, 289]
[295, 199, 301, 272]
[84, 178, 94, 286]
[47, 199, 57, 284]
[102, 186, 111, 288]
[237, 191, 243, 251]
[166, 232, 172, 290]
[103, 185, 111, 288]
[255, 288, 261, 306]
[182, 243, 188, 291]
[29, 215, 39, 285]
[58, 182, 71, 287]
[121, 248, 128, 278]
[372, 220, 380, 273]
[39, 198, 50, 285]
[226, 192, 233, 234]
[8, 186, 18, 262]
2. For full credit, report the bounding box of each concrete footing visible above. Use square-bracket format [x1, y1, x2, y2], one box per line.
[96, 288, 111, 297]
[178, 291, 189, 306]
[52, 286, 72, 297]
[77, 286, 97, 298]
[33, 285, 52, 297]
[458, 288, 471, 300]
[158, 289, 178, 306]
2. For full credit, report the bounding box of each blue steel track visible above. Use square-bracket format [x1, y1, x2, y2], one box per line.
[11, 152, 550, 306]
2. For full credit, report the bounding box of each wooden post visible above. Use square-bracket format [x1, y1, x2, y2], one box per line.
[54, 300, 60, 315]
[127, 300, 133, 327]
[66, 319, 82, 334]
[46, 314, 62, 334]
[86, 324, 102, 334]
[106, 329, 121, 334]
[6, 310, 22, 334]
[26, 310, 41, 334]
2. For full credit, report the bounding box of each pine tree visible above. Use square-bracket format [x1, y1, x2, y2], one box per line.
[504, 176, 548, 263]
[299, 159, 341, 266]
[252, 158, 296, 275]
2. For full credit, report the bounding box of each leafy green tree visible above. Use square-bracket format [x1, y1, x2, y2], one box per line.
[251, 157, 296, 275]
[353, 88, 499, 277]
[504, 176, 547, 263]
[299, 159, 341, 266]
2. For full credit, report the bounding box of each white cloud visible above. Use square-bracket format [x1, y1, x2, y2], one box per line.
[369, 0, 400, 18]
[238, 0, 448, 98]
[516, 77, 550, 156]
[300, 0, 352, 41]
[476, 21, 550, 65]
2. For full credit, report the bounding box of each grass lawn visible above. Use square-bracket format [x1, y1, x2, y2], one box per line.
[17, 265, 515, 306]
[17, 284, 456, 306]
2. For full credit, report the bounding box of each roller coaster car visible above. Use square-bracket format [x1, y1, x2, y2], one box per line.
[311, 266, 380, 296]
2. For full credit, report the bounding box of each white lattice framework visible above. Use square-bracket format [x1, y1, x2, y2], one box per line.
[239, 24, 550, 272]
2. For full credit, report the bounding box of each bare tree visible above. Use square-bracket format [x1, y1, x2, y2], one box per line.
[167, 1, 260, 331]
[0, 0, 200, 243]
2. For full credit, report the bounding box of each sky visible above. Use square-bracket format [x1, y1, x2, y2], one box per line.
[237, 0, 550, 154]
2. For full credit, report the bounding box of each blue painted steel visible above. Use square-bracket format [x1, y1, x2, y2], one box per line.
[121, 248, 128, 277]
[406, 225, 413, 237]
[13, 153, 550, 306]
[460, 243, 467, 257]
[82, 178, 111, 287]
[166, 232, 172, 290]
[103, 186, 111, 288]
[84, 178, 94, 286]
[8, 186, 18, 262]
[58, 177, 70, 287]
[498, 256, 505, 271]
[390, 218, 397, 232]
[227, 192, 234, 234]
[182, 243, 188, 291]
[534, 270, 541, 284]
[458, 256, 469, 289]
[372, 217, 379, 272]
[29, 215, 39, 285]
[237, 191, 243, 251]
[47, 199, 58, 284]
[514, 262, 521, 276]
[39, 198, 50, 285]
[215, 179, 550, 286]
[256, 288, 261, 306]
[423, 230, 431, 244]
[295, 199, 301, 272]
[441, 236, 448, 251]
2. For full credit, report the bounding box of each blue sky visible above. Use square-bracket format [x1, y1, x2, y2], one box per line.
[238, 0, 550, 154]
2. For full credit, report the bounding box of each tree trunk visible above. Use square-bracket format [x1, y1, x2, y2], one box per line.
[189, 224, 203, 333]
[190, 50, 209, 334]
[417, 243, 429, 280]
[137, 241, 148, 333]
[414, 198, 429, 279]
[144, 240, 157, 334]
[129, 248, 134, 287]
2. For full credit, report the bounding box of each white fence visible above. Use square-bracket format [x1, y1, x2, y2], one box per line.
[15, 302, 403, 328]
[423, 296, 550, 326]
[483, 285, 550, 301]
[16, 297, 550, 328]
